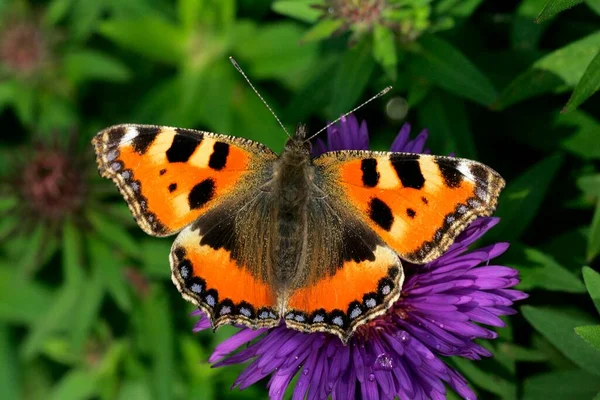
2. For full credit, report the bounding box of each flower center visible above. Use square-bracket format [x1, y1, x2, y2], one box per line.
[21, 149, 84, 220]
[0, 22, 46, 74]
[330, 0, 385, 26]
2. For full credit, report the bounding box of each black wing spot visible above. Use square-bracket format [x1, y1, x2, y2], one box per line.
[106, 126, 126, 144]
[406, 208, 416, 218]
[159, 168, 167, 175]
[421, 196, 428, 205]
[390, 154, 424, 189]
[361, 158, 380, 187]
[168, 183, 177, 192]
[167, 133, 202, 163]
[436, 158, 462, 188]
[208, 142, 230, 170]
[368, 197, 394, 231]
[189, 179, 215, 209]
[132, 127, 160, 154]
[469, 164, 489, 186]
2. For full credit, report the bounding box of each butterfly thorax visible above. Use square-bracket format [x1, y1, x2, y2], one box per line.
[270, 125, 314, 288]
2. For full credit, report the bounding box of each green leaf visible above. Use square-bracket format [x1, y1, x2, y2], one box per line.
[409, 35, 497, 106]
[17, 223, 47, 275]
[576, 325, 600, 351]
[495, 31, 600, 109]
[301, 19, 344, 43]
[435, 0, 484, 19]
[178, 0, 202, 33]
[373, 25, 398, 80]
[583, 266, 600, 314]
[523, 370, 600, 400]
[140, 238, 171, 278]
[488, 155, 563, 242]
[516, 247, 586, 293]
[498, 342, 548, 362]
[22, 282, 82, 359]
[557, 110, 600, 159]
[70, 270, 104, 352]
[62, 219, 84, 286]
[86, 209, 141, 259]
[587, 0, 600, 14]
[0, 327, 19, 400]
[578, 174, 600, 198]
[99, 16, 186, 65]
[452, 358, 516, 398]
[44, 0, 75, 25]
[272, 0, 323, 23]
[522, 306, 600, 376]
[233, 22, 319, 89]
[416, 91, 477, 159]
[282, 55, 338, 122]
[64, 50, 131, 84]
[88, 235, 132, 312]
[563, 50, 600, 113]
[0, 196, 17, 212]
[49, 369, 99, 400]
[143, 288, 174, 400]
[512, 0, 551, 50]
[589, 199, 600, 262]
[536, 0, 584, 22]
[330, 39, 376, 118]
[117, 381, 152, 400]
[0, 268, 54, 325]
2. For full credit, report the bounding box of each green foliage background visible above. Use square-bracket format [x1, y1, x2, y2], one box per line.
[1, 0, 600, 399]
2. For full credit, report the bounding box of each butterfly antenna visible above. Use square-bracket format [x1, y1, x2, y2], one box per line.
[305, 86, 392, 142]
[229, 56, 292, 139]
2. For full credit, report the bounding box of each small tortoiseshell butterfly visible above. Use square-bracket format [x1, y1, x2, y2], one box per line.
[93, 92, 504, 344]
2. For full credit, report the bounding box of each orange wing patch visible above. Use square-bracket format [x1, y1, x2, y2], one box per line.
[92, 125, 276, 236]
[284, 245, 403, 343]
[315, 152, 505, 264]
[171, 225, 280, 329]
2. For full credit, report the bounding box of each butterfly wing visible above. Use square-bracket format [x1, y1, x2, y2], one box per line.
[94, 124, 280, 328]
[313, 151, 505, 264]
[281, 151, 503, 342]
[92, 124, 276, 236]
[170, 200, 280, 329]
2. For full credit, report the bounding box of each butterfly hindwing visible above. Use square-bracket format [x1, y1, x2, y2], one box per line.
[170, 191, 281, 329]
[313, 151, 505, 264]
[92, 124, 276, 236]
[284, 240, 404, 342]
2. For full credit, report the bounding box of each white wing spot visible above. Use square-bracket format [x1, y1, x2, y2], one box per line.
[121, 126, 139, 145]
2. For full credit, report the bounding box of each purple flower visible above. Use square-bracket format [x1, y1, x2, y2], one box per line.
[193, 115, 527, 400]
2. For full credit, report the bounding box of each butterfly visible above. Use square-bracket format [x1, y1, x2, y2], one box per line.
[93, 120, 504, 343]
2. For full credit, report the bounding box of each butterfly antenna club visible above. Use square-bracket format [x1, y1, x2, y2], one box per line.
[229, 56, 292, 139]
[306, 86, 392, 142]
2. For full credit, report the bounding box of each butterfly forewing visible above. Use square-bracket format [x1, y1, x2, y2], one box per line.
[313, 150, 505, 264]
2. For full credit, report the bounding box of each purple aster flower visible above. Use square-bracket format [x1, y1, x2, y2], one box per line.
[193, 115, 527, 400]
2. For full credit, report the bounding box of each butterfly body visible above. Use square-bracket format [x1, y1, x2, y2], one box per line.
[93, 123, 504, 343]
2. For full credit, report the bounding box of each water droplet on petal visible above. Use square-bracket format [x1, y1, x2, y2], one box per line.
[374, 353, 394, 371]
[400, 332, 410, 342]
[368, 373, 376, 382]
[303, 368, 309, 376]
[439, 323, 445, 328]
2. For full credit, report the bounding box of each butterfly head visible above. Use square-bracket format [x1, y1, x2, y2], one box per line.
[283, 124, 312, 160]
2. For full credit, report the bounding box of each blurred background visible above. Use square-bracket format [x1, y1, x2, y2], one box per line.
[1, 0, 600, 399]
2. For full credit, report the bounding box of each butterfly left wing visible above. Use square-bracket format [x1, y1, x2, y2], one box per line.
[92, 124, 276, 236]
[313, 151, 505, 264]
